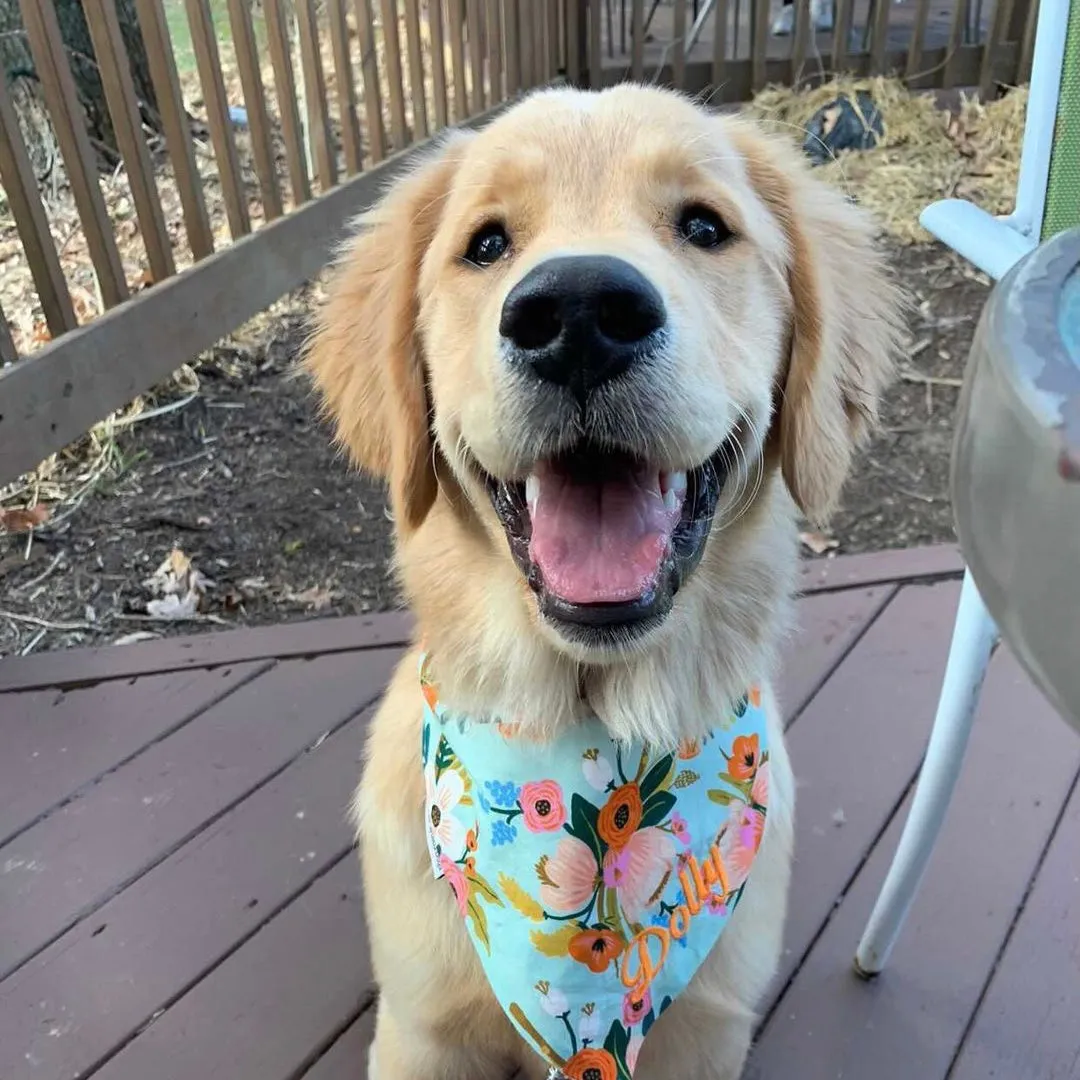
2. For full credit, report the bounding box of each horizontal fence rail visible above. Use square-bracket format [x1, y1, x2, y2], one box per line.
[0, 0, 1036, 488]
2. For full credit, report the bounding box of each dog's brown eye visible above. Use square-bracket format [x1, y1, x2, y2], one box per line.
[677, 206, 731, 249]
[464, 223, 510, 267]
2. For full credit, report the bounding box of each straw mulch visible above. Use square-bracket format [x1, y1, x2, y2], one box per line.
[745, 75, 1028, 243]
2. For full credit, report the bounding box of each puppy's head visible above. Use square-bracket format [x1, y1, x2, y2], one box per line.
[307, 86, 900, 659]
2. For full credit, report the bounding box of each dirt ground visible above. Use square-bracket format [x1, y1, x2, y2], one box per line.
[0, 240, 987, 657]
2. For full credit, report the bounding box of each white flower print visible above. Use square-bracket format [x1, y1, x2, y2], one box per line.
[536, 980, 569, 1017]
[581, 749, 614, 791]
[425, 762, 467, 858]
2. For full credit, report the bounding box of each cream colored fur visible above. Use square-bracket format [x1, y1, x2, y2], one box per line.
[305, 84, 902, 1080]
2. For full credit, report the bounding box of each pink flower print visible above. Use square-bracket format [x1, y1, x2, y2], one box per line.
[670, 811, 691, 847]
[582, 749, 615, 791]
[627, 1033, 645, 1072]
[751, 760, 769, 808]
[538, 836, 599, 913]
[603, 826, 676, 922]
[603, 847, 631, 889]
[706, 892, 728, 917]
[438, 855, 469, 916]
[717, 801, 765, 891]
[623, 986, 652, 1027]
[519, 779, 567, 833]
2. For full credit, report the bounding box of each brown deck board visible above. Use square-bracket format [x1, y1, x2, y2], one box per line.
[92, 858, 370, 1080]
[0, 649, 398, 980]
[0, 662, 269, 846]
[949, 776, 1080, 1080]
[746, 649, 1080, 1079]
[0, 705, 375, 1080]
[779, 584, 895, 720]
[0, 611, 413, 693]
[301, 1011, 376, 1080]
[767, 580, 966, 1003]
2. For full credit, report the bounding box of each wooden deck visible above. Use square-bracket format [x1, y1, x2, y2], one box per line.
[1, 545, 1077, 1080]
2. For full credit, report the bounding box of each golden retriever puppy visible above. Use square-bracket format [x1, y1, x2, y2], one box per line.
[306, 84, 900, 1080]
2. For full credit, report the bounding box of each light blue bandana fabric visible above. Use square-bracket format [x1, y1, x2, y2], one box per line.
[421, 654, 771, 1080]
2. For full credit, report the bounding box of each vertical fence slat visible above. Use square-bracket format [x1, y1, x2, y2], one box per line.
[467, 0, 486, 112]
[132, 0, 214, 260]
[264, 0, 313, 204]
[486, 0, 504, 101]
[631, 0, 645, 79]
[538, 0, 551, 79]
[792, 0, 811, 81]
[589, 0, 602, 86]
[184, 0, 251, 239]
[404, 0, 430, 138]
[353, 0, 387, 162]
[943, 0, 969, 86]
[517, 0, 533, 87]
[673, 0, 688, 87]
[566, 0, 582, 84]
[0, 72, 76, 337]
[979, 0, 1014, 97]
[226, 0, 286, 217]
[18, 0, 128, 308]
[295, 0, 339, 187]
[448, 0, 470, 118]
[869, 0, 892, 72]
[0, 302, 18, 366]
[82, 0, 175, 283]
[505, 0, 523, 92]
[429, 0, 450, 127]
[379, 0, 410, 146]
[905, 0, 933, 79]
[832, 0, 854, 72]
[751, 0, 769, 88]
[1018, 0, 1039, 82]
[327, 0, 364, 174]
[548, 0, 560, 77]
[712, 0, 729, 77]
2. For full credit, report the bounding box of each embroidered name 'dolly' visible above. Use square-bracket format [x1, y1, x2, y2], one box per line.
[420, 653, 770, 1080]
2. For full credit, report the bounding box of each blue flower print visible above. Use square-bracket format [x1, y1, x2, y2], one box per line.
[491, 819, 518, 847]
[484, 780, 522, 808]
[477, 788, 492, 814]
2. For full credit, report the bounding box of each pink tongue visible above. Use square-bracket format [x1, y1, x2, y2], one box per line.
[528, 461, 682, 605]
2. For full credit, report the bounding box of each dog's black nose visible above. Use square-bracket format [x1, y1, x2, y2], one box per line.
[499, 255, 666, 399]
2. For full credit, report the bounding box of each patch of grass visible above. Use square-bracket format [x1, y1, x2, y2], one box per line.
[162, 0, 265, 76]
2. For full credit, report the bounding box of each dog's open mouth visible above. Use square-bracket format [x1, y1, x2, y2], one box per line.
[485, 443, 729, 639]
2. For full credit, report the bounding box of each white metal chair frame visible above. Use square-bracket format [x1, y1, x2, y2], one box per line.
[851, 0, 1073, 976]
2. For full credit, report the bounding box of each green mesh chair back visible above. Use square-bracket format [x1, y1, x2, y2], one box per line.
[1042, 0, 1080, 238]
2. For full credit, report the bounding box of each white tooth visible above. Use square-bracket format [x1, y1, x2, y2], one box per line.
[670, 470, 688, 495]
[664, 489, 679, 514]
[525, 474, 539, 510]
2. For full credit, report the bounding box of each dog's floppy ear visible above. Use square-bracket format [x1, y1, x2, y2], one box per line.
[734, 126, 903, 523]
[305, 134, 470, 534]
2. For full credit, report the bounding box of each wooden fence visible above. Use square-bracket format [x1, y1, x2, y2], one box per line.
[0, 0, 1036, 488]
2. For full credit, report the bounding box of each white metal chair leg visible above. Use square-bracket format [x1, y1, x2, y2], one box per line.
[854, 570, 1000, 977]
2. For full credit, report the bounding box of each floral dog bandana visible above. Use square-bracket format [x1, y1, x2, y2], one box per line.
[421, 654, 770, 1080]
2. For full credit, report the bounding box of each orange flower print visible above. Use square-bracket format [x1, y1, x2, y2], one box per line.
[677, 737, 701, 760]
[519, 780, 567, 833]
[748, 685, 762, 708]
[562, 1047, 618, 1080]
[568, 928, 624, 973]
[717, 801, 766, 891]
[597, 783, 643, 849]
[728, 733, 761, 781]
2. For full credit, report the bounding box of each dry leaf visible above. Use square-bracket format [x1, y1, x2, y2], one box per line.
[142, 546, 214, 618]
[286, 585, 338, 611]
[0, 504, 50, 533]
[798, 530, 840, 556]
